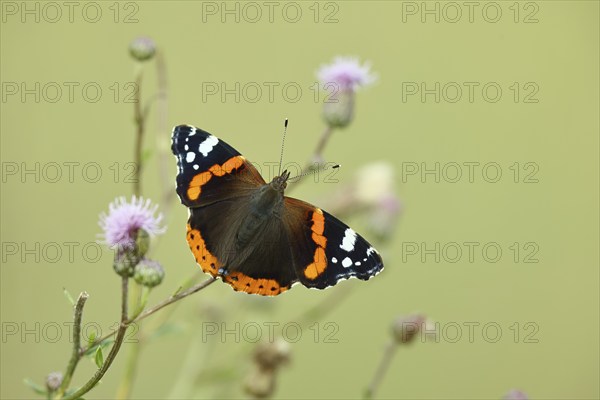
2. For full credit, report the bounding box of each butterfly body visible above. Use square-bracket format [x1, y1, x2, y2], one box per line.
[172, 125, 383, 296]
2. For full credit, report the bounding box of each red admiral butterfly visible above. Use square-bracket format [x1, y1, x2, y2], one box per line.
[171, 124, 384, 296]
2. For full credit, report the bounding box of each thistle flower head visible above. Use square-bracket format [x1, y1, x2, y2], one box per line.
[317, 56, 377, 91]
[99, 196, 164, 250]
[317, 57, 376, 128]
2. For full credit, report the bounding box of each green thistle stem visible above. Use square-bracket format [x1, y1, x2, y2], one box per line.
[133, 63, 144, 197]
[65, 277, 130, 400]
[364, 339, 397, 399]
[53, 292, 89, 399]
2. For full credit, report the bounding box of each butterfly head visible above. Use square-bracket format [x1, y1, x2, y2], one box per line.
[270, 170, 290, 193]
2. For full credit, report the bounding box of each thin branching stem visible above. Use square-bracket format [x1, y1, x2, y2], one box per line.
[54, 292, 89, 399]
[289, 125, 335, 189]
[364, 339, 397, 399]
[79, 277, 217, 357]
[64, 278, 130, 400]
[133, 65, 144, 197]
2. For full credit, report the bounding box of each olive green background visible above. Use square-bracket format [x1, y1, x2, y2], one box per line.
[1, 1, 598, 399]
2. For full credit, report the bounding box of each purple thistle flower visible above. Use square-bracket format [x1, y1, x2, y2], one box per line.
[317, 56, 377, 91]
[99, 196, 164, 250]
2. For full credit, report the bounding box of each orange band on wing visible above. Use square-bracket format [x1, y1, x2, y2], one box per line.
[223, 271, 289, 296]
[209, 156, 245, 177]
[187, 224, 220, 277]
[186, 156, 245, 201]
[304, 209, 328, 280]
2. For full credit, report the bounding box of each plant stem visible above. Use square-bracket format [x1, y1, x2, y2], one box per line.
[79, 277, 217, 357]
[313, 125, 334, 161]
[115, 335, 140, 400]
[133, 64, 144, 197]
[54, 292, 89, 399]
[65, 277, 130, 400]
[155, 50, 174, 209]
[131, 276, 218, 323]
[289, 125, 335, 190]
[364, 339, 397, 399]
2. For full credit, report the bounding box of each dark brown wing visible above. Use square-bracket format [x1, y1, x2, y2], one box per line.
[187, 201, 297, 296]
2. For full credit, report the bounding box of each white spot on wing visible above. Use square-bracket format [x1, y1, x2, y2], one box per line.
[332, 257, 338, 263]
[193, 164, 199, 170]
[366, 247, 376, 256]
[199, 135, 219, 157]
[184, 144, 189, 151]
[355, 261, 361, 266]
[342, 257, 352, 268]
[186, 152, 196, 163]
[339, 228, 357, 252]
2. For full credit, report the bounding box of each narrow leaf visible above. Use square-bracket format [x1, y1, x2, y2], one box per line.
[84, 338, 114, 356]
[87, 330, 97, 348]
[23, 378, 46, 395]
[63, 287, 75, 306]
[94, 346, 104, 368]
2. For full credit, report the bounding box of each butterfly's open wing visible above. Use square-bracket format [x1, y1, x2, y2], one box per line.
[171, 125, 265, 207]
[187, 202, 297, 296]
[283, 197, 384, 289]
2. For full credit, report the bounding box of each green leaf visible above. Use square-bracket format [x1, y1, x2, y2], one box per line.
[84, 338, 114, 356]
[64, 387, 86, 398]
[87, 330, 97, 348]
[63, 287, 75, 306]
[94, 346, 104, 368]
[23, 378, 46, 396]
[172, 285, 183, 296]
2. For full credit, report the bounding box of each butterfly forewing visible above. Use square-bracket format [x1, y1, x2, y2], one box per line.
[171, 125, 264, 207]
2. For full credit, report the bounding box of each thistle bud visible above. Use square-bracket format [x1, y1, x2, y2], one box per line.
[113, 247, 139, 277]
[133, 259, 165, 288]
[322, 87, 355, 128]
[45, 371, 63, 393]
[253, 339, 291, 370]
[244, 339, 291, 398]
[244, 366, 275, 398]
[391, 314, 426, 344]
[129, 36, 156, 62]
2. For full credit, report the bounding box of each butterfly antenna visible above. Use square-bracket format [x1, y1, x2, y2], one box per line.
[289, 163, 341, 182]
[278, 118, 289, 176]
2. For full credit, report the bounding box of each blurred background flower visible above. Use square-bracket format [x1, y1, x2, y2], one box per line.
[317, 56, 377, 128]
[503, 389, 529, 400]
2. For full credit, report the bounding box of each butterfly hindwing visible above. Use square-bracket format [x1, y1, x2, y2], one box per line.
[171, 125, 265, 207]
[284, 197, 384, 290]
[188, 202, 296, 295]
